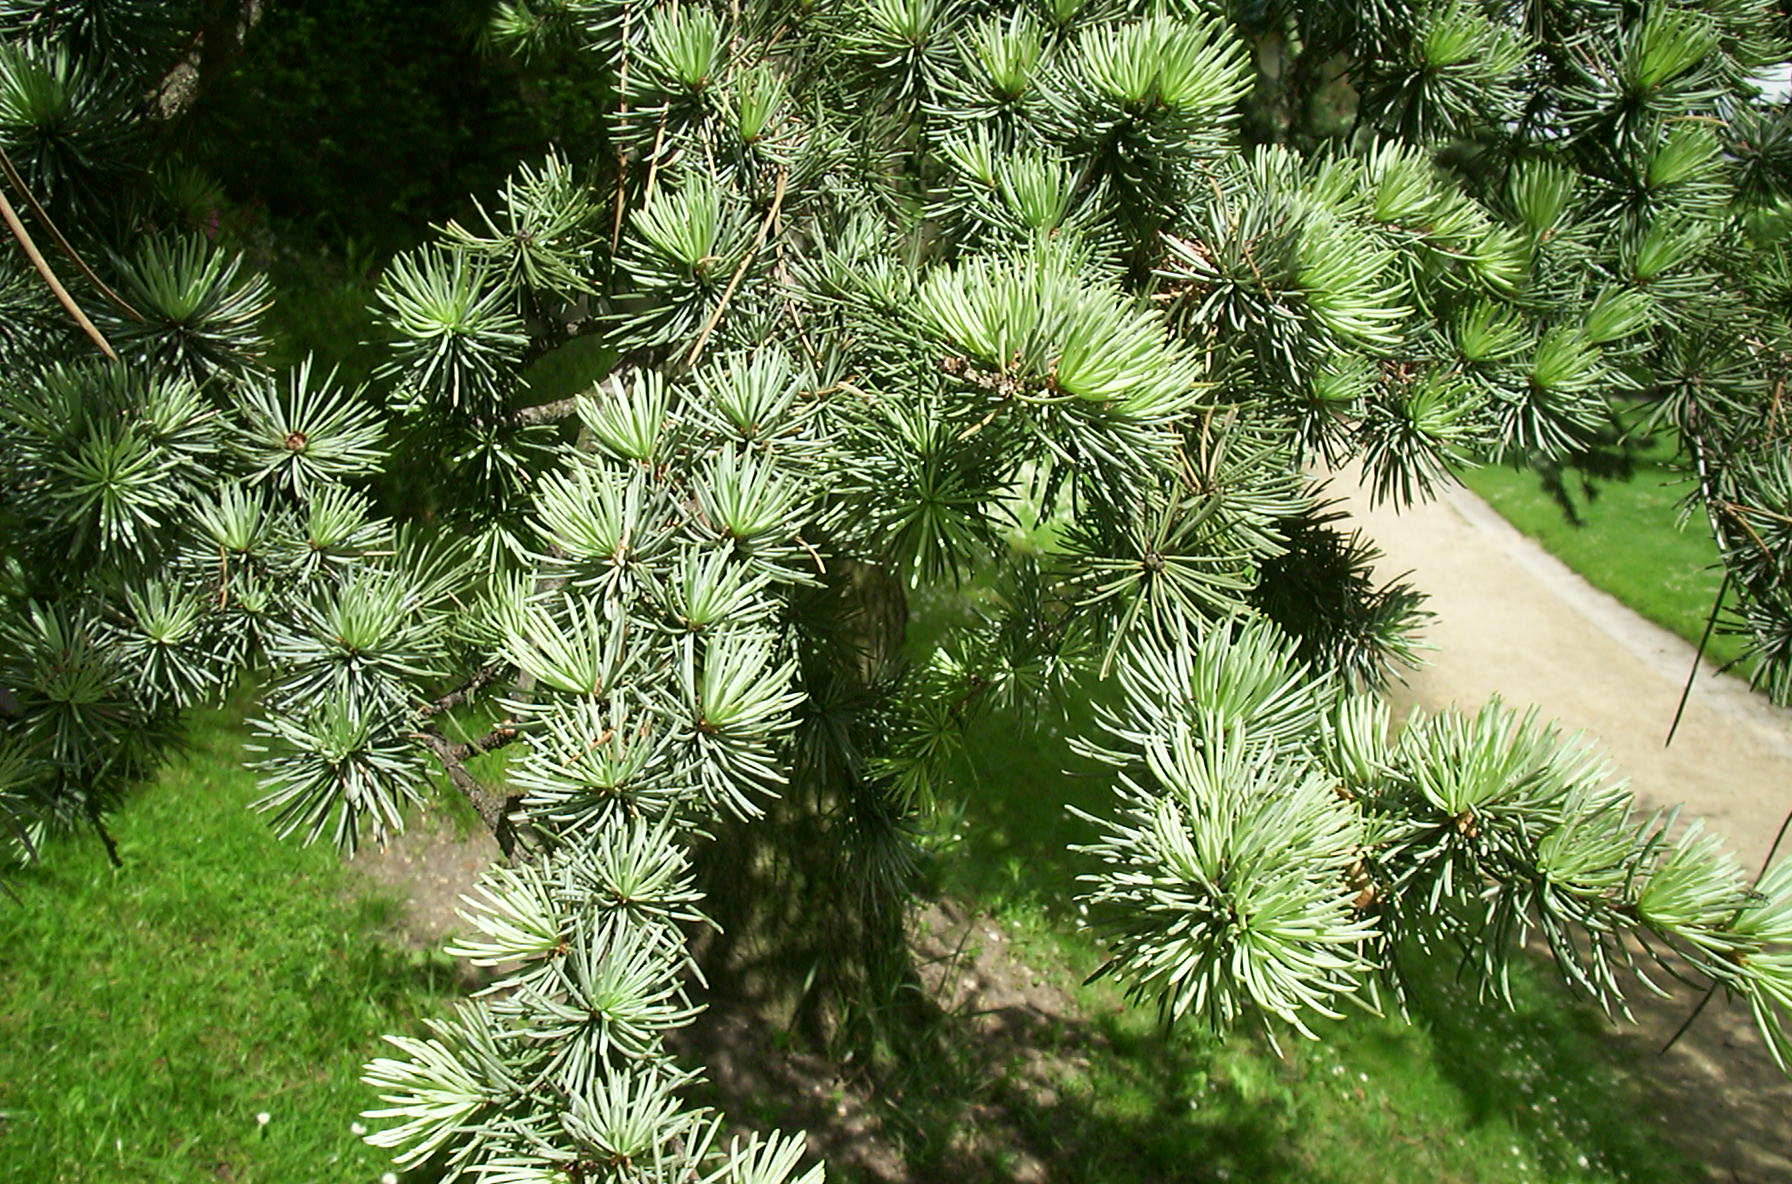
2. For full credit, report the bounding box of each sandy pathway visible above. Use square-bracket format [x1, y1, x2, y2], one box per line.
[1335, 470, 1792, 1181]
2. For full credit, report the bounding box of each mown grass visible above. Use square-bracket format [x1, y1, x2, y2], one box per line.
[0, 626, 1702, 1183]
[0, 709, 460, 1184]
[1459, 439, 1751, 674]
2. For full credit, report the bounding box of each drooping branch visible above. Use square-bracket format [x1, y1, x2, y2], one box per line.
[0, 146, 144, 322]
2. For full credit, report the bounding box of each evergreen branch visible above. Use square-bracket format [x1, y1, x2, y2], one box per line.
[516, 312, 603, 371]
[459, 725, 524, 759]
[683, 166, 788, 369]
[509, 394, 585, 427]
[509, 362, 639, 427]
[1720, 499, 1784, 568]
[1663, 803, 1792, 1054]
[610, 12, 634, 254]
[418, 665, 508, 718]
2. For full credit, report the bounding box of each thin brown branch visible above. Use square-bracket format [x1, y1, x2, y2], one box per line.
[0, 184, 118, 360]
[512, 394, 586, 427]
[643, 111, 670, 204]
[1666, 570, 1730, 748]
[418, 664, 507, 718]
[0, 145, 144, 322]
[509, 363, 638, 427]
[414, 730, 522, 858]
[1720, 500, 1778, 568]
[1725, 500, 1792, 529]
[684, 166, 789, 369]
[460, 724, 523, 759]
[611, 151, 631, 254]
[610, 12, 634, 254]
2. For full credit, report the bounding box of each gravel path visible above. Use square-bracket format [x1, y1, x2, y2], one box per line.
[1335, 470, 1792, 1182]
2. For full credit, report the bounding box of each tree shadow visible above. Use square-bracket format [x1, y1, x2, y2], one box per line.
[678, 919, 1335, 1184]
[1378, 948, 1699, 1183]
[1538, 944, 1792, 1182]
[888, 690, 1708, 1184]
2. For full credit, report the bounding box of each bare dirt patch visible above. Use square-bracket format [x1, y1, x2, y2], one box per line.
[345, 812, 498, 951]
[673, 899, 1101, 1184]
[341, 815, 1093, 1182]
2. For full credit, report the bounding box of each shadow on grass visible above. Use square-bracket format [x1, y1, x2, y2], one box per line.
[1397, 950, 1693, 1182]
[681, 975, 1333, 1184]
[862, 690, 1703, 1184]
[682, 906, 1695, 1183]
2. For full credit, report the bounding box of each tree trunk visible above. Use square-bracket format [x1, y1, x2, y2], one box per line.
[692, 556, 925, 1051]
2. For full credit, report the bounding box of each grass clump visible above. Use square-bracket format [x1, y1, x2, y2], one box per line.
[0, 709, 459, 1184]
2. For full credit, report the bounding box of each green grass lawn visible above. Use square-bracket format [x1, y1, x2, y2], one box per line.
[0, 671, 1704, 1183]
[1459, 444, 1751, 674]
[0, 710, 460, 1184]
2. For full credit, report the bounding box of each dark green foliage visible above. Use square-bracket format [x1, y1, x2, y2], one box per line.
[0, 0, 194, 75]
[0, 37, 135, 222]
[185, 0, 601, 251]
[1249, 505, 1427, 692]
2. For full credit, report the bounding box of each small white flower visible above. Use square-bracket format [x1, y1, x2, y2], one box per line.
[381, 1174, 399, 1184]
[1576, 1154, 1589, 1169]
[255, 1112, 271, 1127]
[350, 1121, 368, 1137]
